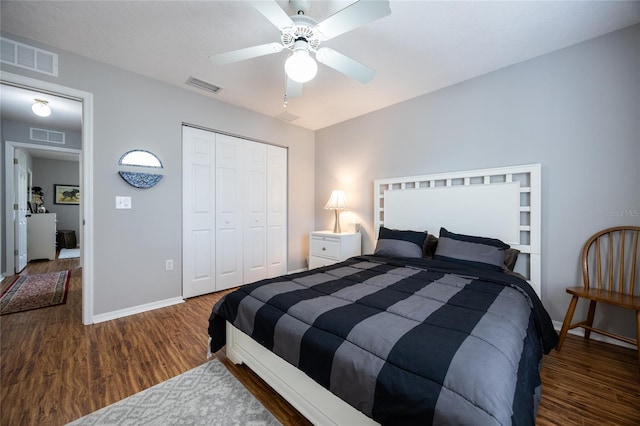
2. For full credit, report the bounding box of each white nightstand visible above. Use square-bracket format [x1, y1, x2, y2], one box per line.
[309, 231, 362, 269]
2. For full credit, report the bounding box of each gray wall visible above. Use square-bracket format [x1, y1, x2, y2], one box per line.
[1, 32, 315, 316]
[315, 25, 640, 338]
[2, 119, 82, 150]
[32, 158, 80, 241]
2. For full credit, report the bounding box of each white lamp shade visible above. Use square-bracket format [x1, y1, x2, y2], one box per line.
[285, 41, 318, 83]
[324, 190, 349, 210]
[32, 99, 51, 117]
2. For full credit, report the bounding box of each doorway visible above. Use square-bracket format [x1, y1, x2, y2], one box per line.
[1, 72, 94, 324]
[5, 142, 81, 272]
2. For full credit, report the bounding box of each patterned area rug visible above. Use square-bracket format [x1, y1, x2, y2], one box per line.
[0, 270, 70, 315]
[67, 359, 282, 426]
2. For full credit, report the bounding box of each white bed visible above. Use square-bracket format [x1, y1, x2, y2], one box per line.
[222, 163, 542, 425]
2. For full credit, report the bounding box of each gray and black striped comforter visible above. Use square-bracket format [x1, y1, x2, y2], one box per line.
[209, 255, 558, 425]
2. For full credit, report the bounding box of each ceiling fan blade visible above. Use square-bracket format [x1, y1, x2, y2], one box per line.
[316, 47, 376, 84]
[251, 0, 294, 30]
[209, 43, 283, 65]
[314, 0, 390, 40]
[286, 78, 303, 99]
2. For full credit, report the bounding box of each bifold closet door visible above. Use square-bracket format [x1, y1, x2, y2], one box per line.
[183, 126, 288, 297]
[182, 126, 216, 298]
[215, 134, 244, 291]
[267, 145, 287, 278]
[243, 141, 268, 284]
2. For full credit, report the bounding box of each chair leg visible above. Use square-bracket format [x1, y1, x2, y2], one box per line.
[636, 310, 640, 368]
[557, 295, 579, 351]
[584, 300, 597, 341]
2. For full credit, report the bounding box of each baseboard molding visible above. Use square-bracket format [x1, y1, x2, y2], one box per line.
[92, 297, 184, 324]
[552, 320, 636, 350]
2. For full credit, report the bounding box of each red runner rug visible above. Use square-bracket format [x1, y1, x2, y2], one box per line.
[0, 270, 70, 315]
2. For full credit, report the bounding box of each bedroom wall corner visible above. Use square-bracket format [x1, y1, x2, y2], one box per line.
[314, 24, 640, 340]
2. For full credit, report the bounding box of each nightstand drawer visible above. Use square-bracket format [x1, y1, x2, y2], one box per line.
[308, 231, 361, 270]
[310, 237, 340, 259]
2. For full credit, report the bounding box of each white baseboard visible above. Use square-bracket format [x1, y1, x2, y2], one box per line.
[287, 267, 308, 274]
[92, 297, 184, 324]
[552, 320, 636, 350]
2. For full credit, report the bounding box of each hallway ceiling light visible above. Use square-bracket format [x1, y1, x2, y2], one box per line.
[32, 98, 51, 117]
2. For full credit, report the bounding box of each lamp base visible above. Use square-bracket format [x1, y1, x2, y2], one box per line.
[333, 210, 341, 233]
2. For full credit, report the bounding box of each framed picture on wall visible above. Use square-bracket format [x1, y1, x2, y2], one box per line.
[54, 184, 80, 205]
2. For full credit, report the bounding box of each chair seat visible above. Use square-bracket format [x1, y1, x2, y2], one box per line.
[565, 287, 640, 311]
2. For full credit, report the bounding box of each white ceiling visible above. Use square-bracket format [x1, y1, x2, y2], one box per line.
[1, 1, 639, 131]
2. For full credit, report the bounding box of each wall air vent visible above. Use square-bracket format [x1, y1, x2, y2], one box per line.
[185, 76, 221, 94]
[30, 127, 66, 144]
[1, 37, 58, 76]
[274, 111, 300, 122]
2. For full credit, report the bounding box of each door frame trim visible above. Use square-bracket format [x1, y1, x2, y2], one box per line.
[1, 72, 95, 325]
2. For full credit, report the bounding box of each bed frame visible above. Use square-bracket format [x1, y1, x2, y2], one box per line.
[225, 163, 542, 425]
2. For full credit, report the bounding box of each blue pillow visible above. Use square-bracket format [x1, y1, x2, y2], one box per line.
[374, 226, 427, 258]
[434, 227, 509, 271]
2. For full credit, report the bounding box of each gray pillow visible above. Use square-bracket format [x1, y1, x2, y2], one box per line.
[503, 248, 520, 271]
[434, 227, 509, 271]
[422, 234, 439, 258]
[374, 227, 427, 258]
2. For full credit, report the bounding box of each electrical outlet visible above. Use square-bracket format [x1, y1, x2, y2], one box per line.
[165, 259, 173, 271]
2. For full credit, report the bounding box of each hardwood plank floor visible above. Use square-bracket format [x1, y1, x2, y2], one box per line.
[1, 259, 638, 425]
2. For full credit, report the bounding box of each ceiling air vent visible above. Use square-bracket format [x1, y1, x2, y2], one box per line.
[30, 127, 65, 144]
[275, 111, 300, 122]
[185, 76, 221, 94]
[1, 37, 58, 76]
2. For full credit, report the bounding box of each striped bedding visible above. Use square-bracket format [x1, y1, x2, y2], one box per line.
[209, 255, 558, 425]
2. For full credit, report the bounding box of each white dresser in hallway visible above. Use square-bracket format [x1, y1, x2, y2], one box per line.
[27, 213, 57, 261]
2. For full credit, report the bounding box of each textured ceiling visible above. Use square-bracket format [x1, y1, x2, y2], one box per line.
[1, 1, 639, 130]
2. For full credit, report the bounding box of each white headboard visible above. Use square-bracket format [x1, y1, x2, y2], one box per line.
[373, 164, 541, 296]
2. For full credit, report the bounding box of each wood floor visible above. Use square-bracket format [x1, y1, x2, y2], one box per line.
[1, 259, 638, 426]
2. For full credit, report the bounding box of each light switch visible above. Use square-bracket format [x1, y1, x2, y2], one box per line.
[115, 196, 132, 209]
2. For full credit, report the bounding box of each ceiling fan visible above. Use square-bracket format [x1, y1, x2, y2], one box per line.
[209, 0, 391, 101]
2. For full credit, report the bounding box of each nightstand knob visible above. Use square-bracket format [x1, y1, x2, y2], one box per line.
[322, 247, 326, 251]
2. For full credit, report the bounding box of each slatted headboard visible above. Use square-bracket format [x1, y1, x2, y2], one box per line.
[373, 164, 542, 296]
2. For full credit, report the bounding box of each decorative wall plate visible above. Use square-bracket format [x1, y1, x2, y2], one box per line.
[118, 171, 164, 189]
[118, 149, 164, 188]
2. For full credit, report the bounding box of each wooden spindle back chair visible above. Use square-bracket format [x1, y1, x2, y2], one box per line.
[556, 226, 640, 367]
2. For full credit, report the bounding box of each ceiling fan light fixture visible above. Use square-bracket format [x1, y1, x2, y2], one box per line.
[285, 40, 317, 83]
[32, 98, 51, 117]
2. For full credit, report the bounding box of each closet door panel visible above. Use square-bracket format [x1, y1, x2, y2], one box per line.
[182, 126, 216, 298]
[215, 135, 243, 290]
[244, 141, 268, 284]
[267, 145, 288, 277]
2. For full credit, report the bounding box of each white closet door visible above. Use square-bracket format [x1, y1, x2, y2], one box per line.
[267, 145, 288, 277]
[182, 126, 216, 298]
[216, 134, 244, 290]
[243, 141, 268, 284]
